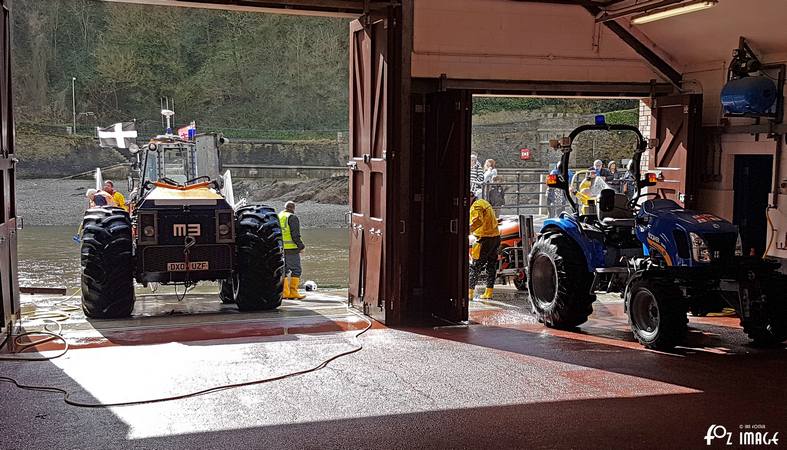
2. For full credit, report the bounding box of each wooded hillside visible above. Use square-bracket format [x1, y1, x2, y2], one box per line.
[11, 0, 350, 133]
[11, 0, 637, 135]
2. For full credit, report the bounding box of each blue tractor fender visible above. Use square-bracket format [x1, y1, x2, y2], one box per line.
[541, 216, 606, 272]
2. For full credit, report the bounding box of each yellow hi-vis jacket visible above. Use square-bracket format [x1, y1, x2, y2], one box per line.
[278, 211, 298, 250]
[470, 198, 500, 238]
[112, 191, 128, 211]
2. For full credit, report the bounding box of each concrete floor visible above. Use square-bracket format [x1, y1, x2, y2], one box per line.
[1, 288, 785, 449]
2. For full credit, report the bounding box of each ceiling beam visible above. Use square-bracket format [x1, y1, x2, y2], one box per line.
[600, 19, 682, 87]
[509, 1, 683, 87]
[434, 78, 672, 97]
[583, 4, 682, 87]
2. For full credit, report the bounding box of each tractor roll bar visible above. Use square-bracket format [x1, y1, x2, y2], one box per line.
[557, 123, 648, 214]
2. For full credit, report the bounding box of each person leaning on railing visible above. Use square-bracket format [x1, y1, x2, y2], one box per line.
[487, 175, 506, 215]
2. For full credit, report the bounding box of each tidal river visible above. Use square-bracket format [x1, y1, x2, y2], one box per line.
[17, 226, 350, 290]
[16, 178, 351, 289]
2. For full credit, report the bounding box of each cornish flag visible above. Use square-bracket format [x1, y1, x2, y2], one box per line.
[97, 122, 137, 149]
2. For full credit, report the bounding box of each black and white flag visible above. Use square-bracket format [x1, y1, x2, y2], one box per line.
[97, 122, 137, 149]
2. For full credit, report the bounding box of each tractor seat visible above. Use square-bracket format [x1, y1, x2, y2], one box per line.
[597, 190, 635, 227]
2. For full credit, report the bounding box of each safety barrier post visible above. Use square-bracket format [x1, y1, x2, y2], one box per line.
[516, 172, 521, 217]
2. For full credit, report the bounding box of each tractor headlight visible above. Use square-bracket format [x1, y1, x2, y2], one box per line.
[690, 232, 712, 263]
[138, 212, 157, 244]
[735, 234, 743, 256]
[216, 211, 234, 243]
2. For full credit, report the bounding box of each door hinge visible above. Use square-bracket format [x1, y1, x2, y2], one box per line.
[449, 219, 458, 234]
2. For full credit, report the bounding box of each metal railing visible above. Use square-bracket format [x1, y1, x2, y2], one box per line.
[477, 169, 571, 218]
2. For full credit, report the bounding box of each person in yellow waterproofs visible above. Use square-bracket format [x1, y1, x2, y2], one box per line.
[278, 201, 307, 300]
[103, 180, 128, 212]
[574, 169, 610, 215]
[469, 192, 501, 301]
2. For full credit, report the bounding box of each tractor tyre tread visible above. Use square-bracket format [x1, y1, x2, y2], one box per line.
[232, 205, 284, 311]
[742, 272, 787, 346]
[527, 229, 595, 329]
[219, 279, 235, 304]
[80, 207, 135, 319]
[626, 278, 687, 350]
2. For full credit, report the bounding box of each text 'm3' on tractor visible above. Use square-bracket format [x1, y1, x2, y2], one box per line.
[526, 117, 787, 350]
[79, 112, 284, 318]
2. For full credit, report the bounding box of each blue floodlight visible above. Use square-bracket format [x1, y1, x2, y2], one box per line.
[595, 114, 606, 125]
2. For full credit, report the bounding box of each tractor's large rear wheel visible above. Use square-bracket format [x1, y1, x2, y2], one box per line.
[226, 205, 284, 311]
[626, 278, 687, 350]
[741, 272, 787, 346]
[527, 230, 595, 328]
[80, 207, 135, 319]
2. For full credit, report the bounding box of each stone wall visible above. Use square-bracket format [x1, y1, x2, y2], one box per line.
[220, 138, 348, 167]
[15, 132, 350, 180]
[16, 132, 127, 178]
[472, 111, 639, 170]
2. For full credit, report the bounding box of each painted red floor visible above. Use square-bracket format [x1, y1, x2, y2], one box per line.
[1, 292, 785, 449]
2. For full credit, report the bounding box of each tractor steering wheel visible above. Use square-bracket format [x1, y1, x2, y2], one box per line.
[628, 192, 660, 211]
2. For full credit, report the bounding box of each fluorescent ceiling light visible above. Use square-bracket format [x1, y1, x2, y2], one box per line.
[631, 0, 717, 24]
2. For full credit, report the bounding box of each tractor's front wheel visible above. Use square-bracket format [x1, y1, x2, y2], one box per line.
[230, 205, 284, 311]
[80, 207, 135, 319]
[626, 279, 687, 350]
[527, 230, 595, 329]
[219, 278, 235, 304]
[741, 272, 787, 346]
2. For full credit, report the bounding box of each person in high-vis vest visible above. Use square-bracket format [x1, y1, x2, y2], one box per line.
[469, 193, 500, 301]
[278, 201, 306, 299]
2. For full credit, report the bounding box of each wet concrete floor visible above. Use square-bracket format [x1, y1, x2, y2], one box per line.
[1, 289, 785, 449]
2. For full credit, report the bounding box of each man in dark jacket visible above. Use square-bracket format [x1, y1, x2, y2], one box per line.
[278, 201, 307, 299]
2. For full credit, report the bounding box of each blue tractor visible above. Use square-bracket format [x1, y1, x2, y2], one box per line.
[527, 119, 787, 350]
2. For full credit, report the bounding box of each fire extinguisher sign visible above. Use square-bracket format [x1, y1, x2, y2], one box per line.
[520, 148, 531, 160]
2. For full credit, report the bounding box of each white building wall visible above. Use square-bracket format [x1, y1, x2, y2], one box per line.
[412, 0, 665, 83]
